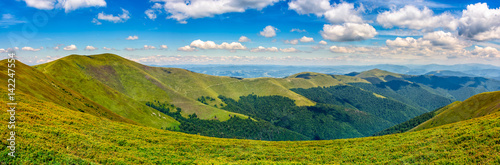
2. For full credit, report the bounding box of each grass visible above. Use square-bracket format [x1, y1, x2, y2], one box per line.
[1, 89, 499, 164]
[412, 90, 500, 131]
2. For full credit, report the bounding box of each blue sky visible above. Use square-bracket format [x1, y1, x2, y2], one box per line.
[1, 0, 500, 65]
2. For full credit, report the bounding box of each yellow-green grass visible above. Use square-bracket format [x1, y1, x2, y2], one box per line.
[32, 56, 179, 129]
[0, 59, 134, 125]
[1, 90, 499, 164]
[412, 91, 500, 132]
[355, 68, 403, 80]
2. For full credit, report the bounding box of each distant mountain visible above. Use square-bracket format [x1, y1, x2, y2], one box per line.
[425, 70, 474, 77]
[159, 63, 500, 79]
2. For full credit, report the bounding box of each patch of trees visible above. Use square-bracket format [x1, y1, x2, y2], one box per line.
[373, 106, 445, 136]
[146, 100, 309, 141]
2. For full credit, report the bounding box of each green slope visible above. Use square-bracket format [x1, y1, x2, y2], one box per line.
[411, 91, 500, 132]
[34, 55, 180, 129]
[1, 89, 499, 164]
[34, 54, 357, 121]
[0, 59, 134, 124]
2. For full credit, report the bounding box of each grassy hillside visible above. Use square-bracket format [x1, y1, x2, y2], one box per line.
[34, 54, 361, 121]
[411, 91, 500, 132]
[1, 90, 499, 164]
[34, 55, 180, 128]
[0, 59, 134, 124]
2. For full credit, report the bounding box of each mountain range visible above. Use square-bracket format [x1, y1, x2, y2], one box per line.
[1, 53, 499, 163]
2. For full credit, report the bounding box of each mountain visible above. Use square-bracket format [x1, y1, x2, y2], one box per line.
[2, 86, 500, 164]
[425, 70, 475, 77]
[30, 54, 500, 140]
[0, 59, 134, 124]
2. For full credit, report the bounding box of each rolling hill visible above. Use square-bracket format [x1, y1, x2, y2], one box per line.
[1, 88, 499, 164]
[29, 54, 500, 140]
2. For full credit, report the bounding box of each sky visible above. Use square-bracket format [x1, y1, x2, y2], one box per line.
[1, 0, 500, 66]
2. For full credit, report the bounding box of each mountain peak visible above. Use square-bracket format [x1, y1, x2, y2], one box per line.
[356, 68, 402, 79]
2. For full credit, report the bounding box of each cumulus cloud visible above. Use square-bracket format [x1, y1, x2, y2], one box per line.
[321, 23, 377, 42]
[260, 25, 277, 38]
[288, 0, 331, 16]
[238, 36, 251, 42]
[124, 48, 135, 51]
[386, 31, 468, 50]
[280, 47, 300, 53]
[284, 39, 299, 45]
[21, 46, 42, 51]
[150, 0, 279, 23]
[290, 28, 307, 33]
[324, 2, 364, 24]
[329, 46, 355, 53]
[126, 35, 139, 40]
[160, 45, 168, 49]
[63, 44, 77, 51]
[386, 37, 431, 48]
[376, 5, 457, 31]
[97, 8, 130, 23]
[0, 49, 6, 53]
[423, 31, 468, 49]
[103, 47, 114, 51]
[471, 46, 500, 58]
[143, 45, 156, 50]
[300, 36, 314, 42]
[188, 39, 247, 50]
[250, 46, 279, 52]
[319, 40, 327, 45]
[23, 0, 106, 12]
[177, 45, 197, 52]
[84, 45, 97, 51]
[459, 3, 500, 41]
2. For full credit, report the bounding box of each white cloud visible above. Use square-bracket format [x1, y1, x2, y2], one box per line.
[177, 45, 197, 52]
[188, 39, 247, 50]
[126, 35, 139, 40]
[329, 46, 355, 53]
[300, 36, 314, 42]
[284, 39, 299, 45]
[290, 28, 307, 33]
[91, 18, 102, 25]
[144, 45, 156, 50]
[376, 5, 457, 31]
[386, 37, 431, 48]
[288, 0, 331, 16]
[459, 3, 500, 41]
[250, 46, 279, 52]
[145, 9, 157, 20]
[151, 0, 279, 23]
[160, 45, 168, 49]
[324, 2, 364, 24]
[23, 0, 106, 12]
[84, 45, 97, 51]
[319, 40, 327, 45]
[260, 25, 277, 38]
[0, 14, 25, 27]
[0, 49, 6, 53]
[103, 47, 113, 50]
[321, 23, 377, 42]
[124, 48, 135, 51]
[21, 46, 42, 51]
[97, 8, 130, 23]
[423, 31, 467, 49]
[471, 46, 500, 58]
[63, 44, 77, 51]
[238, 36, 251, 42]
[280, 47, 300, 53]
[386, 31, 467, 50]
